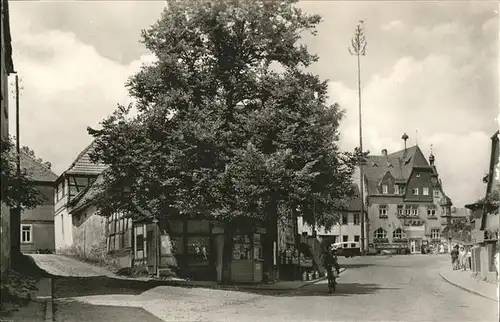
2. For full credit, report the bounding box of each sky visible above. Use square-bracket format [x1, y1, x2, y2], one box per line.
[7, 0, 500, 207]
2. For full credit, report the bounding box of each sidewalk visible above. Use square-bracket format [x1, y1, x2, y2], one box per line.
[439, 267, 498, 302]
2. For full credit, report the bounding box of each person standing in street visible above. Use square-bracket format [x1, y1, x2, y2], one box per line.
[466, 247, 472, 271]
[450, 245, 459, 270]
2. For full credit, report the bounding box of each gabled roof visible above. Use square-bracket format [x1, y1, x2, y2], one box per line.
[59, 140, 107, 180]
[450, 207, 470, 218]
[485, 130, 499, 195]
[20, 152, 58, 183]
[480, 130, 500, 230]
[363, 145, 431, 195]
[68, 173, 105, 213]
[345, 183, 363, 212]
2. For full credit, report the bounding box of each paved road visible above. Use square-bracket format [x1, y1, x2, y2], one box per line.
[29, 254, 115, 277]
[31, 254, 497, 321]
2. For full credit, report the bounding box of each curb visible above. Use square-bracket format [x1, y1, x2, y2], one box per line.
[438, 270, 498, 302]
[35, 277, 53, 321]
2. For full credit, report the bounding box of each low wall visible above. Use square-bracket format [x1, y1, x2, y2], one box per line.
[472, 243, 498, 281]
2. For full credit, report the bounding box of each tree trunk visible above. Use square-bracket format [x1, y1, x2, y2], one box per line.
[10, 207, 20, 256]
[221, 221, 233, 285]
[264, 206, 279, 283]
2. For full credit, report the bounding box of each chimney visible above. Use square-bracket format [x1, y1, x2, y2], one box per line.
[382, 149, 388, 156]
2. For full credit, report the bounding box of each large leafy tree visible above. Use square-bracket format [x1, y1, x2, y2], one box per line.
[89, 0, 358, 232]
[1, 137, 44, 210]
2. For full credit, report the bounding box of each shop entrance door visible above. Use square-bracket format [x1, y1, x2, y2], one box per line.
[410, 240, 416, 254]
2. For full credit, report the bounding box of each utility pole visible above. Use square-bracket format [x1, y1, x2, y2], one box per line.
[11, 74, 21, 255]
[349, 21, 367, 256]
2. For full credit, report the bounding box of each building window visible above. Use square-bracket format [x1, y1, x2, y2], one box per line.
[382, 185, 388, 194]
[342, 213, 348, 225]
[411, 207, 419, 216]
[412, 188, 419, 195]
[393, 228, 403, 239]
[423, 187, 429, 196]
[353, 213, 360, 225]
[21, 225, 32, 244]
[431, 229, 440, 240]
[342, 235, 349, 242]
[433, 189, 440, 198]
[405, 207, 411, 216]
[354, 235, 360, 242]
[397, 205, 404, 216]
[56, 182, 63, 201]
[374, 228, 387, 239]
[394, 185, 400, 195]
[378, 205, 388, 218]
[427, 207, 436, 217]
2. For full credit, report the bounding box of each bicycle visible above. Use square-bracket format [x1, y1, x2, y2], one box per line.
[327, 268, 339, 294]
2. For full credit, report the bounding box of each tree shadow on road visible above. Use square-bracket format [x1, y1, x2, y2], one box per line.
[53, 299, 164, 322]
[53, 276, 208, 298]
[283, 282, 400, 297]
[341, 263, 376, 269]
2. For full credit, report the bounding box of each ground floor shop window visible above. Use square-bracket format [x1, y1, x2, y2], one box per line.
[393, 228, 403, 239]
[233, 234, 263, 260]
[187, 236, 210, 265]
[374, 228, 387, 239]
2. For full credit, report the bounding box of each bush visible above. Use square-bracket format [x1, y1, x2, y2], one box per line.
[0, 269, 38, 313]
[36, 248, 53, 254]
[115, 266, 149, 278]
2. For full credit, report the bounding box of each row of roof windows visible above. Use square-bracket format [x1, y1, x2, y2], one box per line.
[379, 184, 440, 197]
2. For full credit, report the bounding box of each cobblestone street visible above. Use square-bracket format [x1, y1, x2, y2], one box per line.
[40, 254, 498, 321]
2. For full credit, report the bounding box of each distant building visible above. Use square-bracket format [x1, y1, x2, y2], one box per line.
[20, 153, 58, 253]
[53, 141, 107, 251]
[363, 135, 452, 254]
[1, 0, 14, 272]
[297, 183, 367, 247]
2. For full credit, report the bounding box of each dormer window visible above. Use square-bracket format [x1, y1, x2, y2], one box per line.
[394, 185, 400, 194]
[416, 173, 421, 178]
[423, 188, 429, 196]
[412, 188, 419, 195]
[382, 185, 388, 194]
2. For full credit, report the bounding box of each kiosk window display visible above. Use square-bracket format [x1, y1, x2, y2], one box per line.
[231, 232, 264, 283]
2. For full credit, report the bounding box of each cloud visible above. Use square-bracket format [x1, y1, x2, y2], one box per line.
[8, 20, 155, 176]
[382, 20, 405, 32]
[329, 50, 495, 207]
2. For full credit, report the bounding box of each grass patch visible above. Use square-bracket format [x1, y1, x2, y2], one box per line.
[58, 245, 119, 273]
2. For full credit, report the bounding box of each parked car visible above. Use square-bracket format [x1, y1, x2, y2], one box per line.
[331, 242, 361, 258]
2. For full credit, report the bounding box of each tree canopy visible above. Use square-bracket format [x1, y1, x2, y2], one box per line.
[1, 137, 45, 210]
[89, 0, 359, 231]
